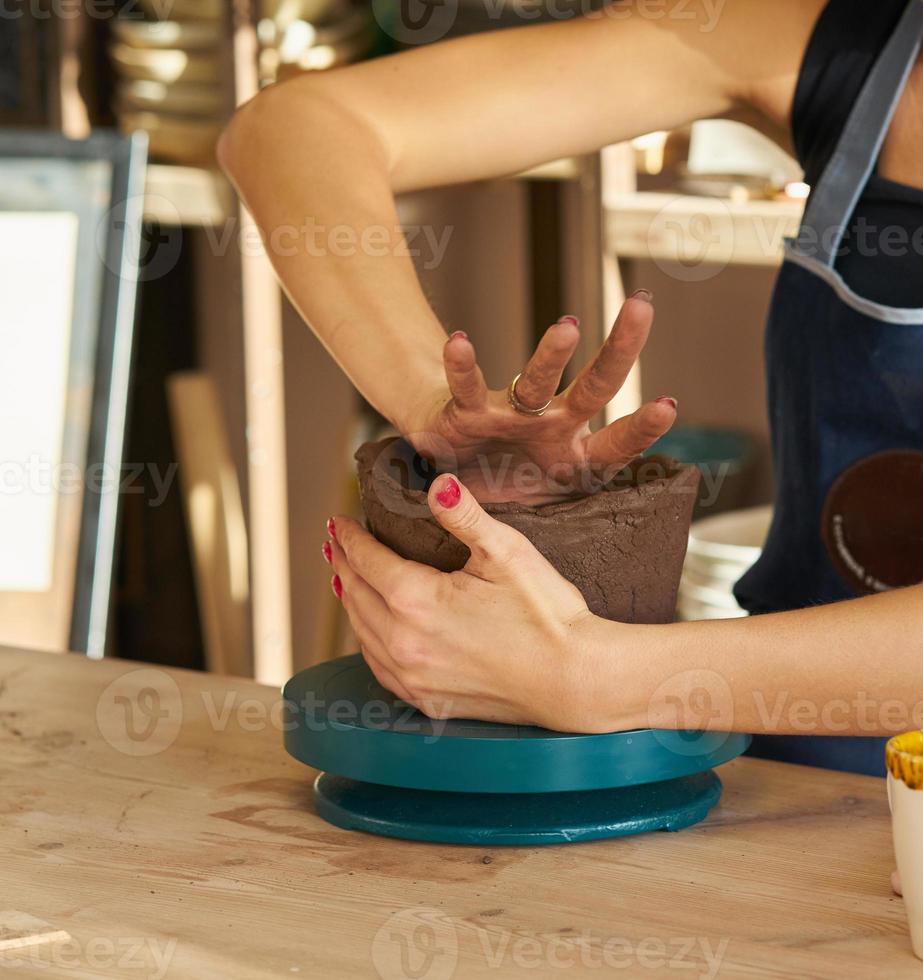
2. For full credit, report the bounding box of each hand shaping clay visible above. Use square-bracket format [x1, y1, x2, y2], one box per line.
[355, 437, 700, 624]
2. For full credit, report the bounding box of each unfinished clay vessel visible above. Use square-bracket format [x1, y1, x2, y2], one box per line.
[355, 437, 700, 624]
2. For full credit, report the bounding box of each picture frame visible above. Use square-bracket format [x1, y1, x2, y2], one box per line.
[0, 129, 147, 657]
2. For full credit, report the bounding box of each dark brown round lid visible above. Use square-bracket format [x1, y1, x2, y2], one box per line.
[821, 449, 923, 594]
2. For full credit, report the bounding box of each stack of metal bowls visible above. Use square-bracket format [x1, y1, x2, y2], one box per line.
[257, 0, 381, 85]
[110, 2, 226, 166]
[110, 0, 381, 166]
[678, 505, 773, 621]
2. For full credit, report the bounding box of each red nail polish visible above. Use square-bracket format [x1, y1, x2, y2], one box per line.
[326, 517, 336, 539]
[331, 574, 343, 599]
[631, 288, 653, 303]
[322, 541, 332, 564]
[448, 330, 468, 341]
[557, 315, 579, 326]
[655, 395, 678, 409]
[435, 476, 461, 509]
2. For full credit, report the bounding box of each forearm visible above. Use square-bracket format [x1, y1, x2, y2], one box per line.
[588, 585, 923, 737]
[217, 9, 759, 432]
[218, 82, 448, 433]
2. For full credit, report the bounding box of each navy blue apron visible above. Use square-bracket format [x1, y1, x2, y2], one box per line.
[733, 0, 923, 777]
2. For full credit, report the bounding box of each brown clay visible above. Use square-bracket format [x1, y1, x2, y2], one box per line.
[355, 437, 700, 624]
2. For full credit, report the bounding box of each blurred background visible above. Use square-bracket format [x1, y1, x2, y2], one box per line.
[0, 0, 808, 683]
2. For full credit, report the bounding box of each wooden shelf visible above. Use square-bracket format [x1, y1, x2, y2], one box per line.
[605, 190, 804, 268]
[514, 157, 580, 181]
[144, 164, 233, 227]
[143, 156, 580, 229]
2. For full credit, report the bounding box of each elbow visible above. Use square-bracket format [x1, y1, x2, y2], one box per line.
[216, 90, 269, 187]
[217, 80, 310, 185]
[215, 110, 238, 179]
[217, 75, 392, 190]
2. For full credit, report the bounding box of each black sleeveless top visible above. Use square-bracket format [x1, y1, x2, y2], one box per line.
[791, 0, 923, 307]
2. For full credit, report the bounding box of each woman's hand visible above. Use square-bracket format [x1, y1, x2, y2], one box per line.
[325, 474, 625, 732]
[408, 290, 677, 504]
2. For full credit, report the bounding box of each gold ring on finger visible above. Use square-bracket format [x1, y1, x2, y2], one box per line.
[507, 373, 553, 417]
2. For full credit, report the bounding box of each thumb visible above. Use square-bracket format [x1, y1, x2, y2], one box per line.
[428, 474, 521, 567]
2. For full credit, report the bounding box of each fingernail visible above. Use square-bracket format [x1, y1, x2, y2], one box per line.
[655, 395, 678, 409]
[322, 541, 332, 564]
[326, 517, 336, 539]
[435, 475, 461, 509]
[448, 330, 468, 341]
[631, 288, 653, 303]
[331, 574, 343, 599]
[557, 315, 579, 326]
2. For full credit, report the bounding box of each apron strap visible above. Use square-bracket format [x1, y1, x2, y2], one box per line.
[795, 0, 923, 267]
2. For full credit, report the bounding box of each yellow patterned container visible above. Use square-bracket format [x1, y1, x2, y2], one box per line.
[887, 731, 923, 790]
[887, 731, 923, 959]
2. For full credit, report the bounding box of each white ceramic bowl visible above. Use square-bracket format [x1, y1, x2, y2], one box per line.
[687, 504, 773, 559]
[679, 571, 746, 609]
[680, 563, 747, 604]
[686, 505, 772, 581]
[677, 590, 749, 621]
[677, 505, 773, 621]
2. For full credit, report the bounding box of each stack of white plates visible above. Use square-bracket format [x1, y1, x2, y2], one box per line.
[678, 505, 773, 621]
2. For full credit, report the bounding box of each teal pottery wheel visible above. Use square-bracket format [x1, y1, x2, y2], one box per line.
[283, 654, 750, 845]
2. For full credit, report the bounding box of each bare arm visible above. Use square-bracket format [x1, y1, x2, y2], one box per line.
[326, 475, 923, 739]
[217, 0, 821, 433]
[604, 586, 923, 738]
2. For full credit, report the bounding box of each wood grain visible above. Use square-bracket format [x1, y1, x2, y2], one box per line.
[166, 371, 251, 677]
[0, 646, 915, 979]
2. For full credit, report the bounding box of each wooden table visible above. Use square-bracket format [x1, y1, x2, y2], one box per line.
[0, 647, 915, 979]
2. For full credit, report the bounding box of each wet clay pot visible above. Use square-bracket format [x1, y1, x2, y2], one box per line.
[355, 437, 700, 624]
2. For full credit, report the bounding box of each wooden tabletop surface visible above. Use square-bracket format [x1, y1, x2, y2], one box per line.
[0, 646, 916, 979]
